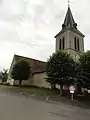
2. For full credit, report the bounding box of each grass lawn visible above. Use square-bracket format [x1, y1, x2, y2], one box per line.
[0, 84, 59, 95]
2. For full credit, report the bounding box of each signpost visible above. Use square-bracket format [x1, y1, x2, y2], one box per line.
[88, 90, 90, 94]
[69, 85, 75, 100]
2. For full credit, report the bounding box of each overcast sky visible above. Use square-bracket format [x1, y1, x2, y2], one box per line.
[0, 0, 90, 70]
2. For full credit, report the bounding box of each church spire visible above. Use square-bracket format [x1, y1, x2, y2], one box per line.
[55, 1, 85, 38]
[62, 5, 77, 29]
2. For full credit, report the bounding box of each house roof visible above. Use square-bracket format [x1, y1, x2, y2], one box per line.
[14, 54, 46, 74]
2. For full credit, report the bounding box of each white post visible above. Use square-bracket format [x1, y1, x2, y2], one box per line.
[71, 93, 73, 100]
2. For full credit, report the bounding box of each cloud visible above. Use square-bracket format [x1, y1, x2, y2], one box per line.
[0, 0, 89, 70]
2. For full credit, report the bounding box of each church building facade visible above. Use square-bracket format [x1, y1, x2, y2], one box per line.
[7, 6, 85, 88]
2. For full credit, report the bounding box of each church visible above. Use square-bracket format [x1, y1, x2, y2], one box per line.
[7, 5, 85, 87]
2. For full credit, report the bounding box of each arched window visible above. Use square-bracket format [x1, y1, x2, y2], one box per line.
[59, 38, 65, 50]
[77, 39, 79, 51]
[62, 37, 65, 49]
[59, 39, 61, 50]
[74, 37, 79, 51]
[74, 37, 77, 50]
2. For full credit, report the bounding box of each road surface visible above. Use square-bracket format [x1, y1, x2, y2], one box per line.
[0, 89, 90, 120]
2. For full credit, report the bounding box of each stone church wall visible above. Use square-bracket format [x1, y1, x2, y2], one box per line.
[32, 72, 51, 88]
[8, 72, 51, 88]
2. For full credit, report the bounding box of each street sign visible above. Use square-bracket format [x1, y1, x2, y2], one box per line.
[69, 85, 75, 91]
[88, 90, 90, 93]
[69, 85, 75, 100]
[70, 90, 74, 93]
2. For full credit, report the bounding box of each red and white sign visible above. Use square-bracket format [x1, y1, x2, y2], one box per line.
[69, 85, 75, 100]
[69, 85, 75, 91]
[70, 91, 74, 93]
[88, 90, 90, 93]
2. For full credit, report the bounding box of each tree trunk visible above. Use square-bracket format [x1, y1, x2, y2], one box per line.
[60, 84, 63, 96]
[51, 84, 56, 89]
[77, 84, 82, 94]
[19, 80, 22, 87]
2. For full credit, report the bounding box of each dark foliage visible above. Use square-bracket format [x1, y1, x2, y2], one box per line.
[11, 59, 31, 86]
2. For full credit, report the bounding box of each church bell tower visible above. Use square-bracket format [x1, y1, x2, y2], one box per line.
[55, 5, 85, 60]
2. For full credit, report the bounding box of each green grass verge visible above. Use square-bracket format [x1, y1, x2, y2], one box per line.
[0, 84, 90, 108]
[0, 85, 59, 95]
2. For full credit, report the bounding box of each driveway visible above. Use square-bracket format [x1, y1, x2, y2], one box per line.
[0, 89, 90, 120]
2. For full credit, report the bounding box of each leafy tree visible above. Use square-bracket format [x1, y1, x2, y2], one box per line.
[74, 63, 85, 93]
[46, 51, 76, 94]
[79, 51, 90, 88]
[45, 77, 58, 89]
[0, 69, 8, 82]
[11, 58, 31, 86]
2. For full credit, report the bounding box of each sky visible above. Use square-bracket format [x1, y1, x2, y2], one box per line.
[0, 0, 90, 70]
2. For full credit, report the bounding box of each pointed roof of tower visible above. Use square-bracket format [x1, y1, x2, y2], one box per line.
[55, 6, 85, 38]
[63, 6, 75, 28]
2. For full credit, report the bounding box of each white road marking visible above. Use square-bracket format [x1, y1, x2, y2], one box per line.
[46, 99, 61, 105]
[20, 92, 25, 94]
[31, 93, 36, 96]
[46, 96, 49, 100]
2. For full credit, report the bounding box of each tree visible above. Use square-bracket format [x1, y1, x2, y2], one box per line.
[11, 58, 31, 86]
[46, 51, 76, 94]
[74, 63, 85, 93]
[0, 69, 8, 82]
[79, 51, 90, 88]
[45, 77, 58, 89]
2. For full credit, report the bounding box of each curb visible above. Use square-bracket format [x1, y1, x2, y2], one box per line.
[46, 96, 90, 112]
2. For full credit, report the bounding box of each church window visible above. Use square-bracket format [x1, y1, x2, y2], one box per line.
[59, 39, 61, 50]
[77, 39, 79, 51]
[74, 37, 80, 51]
[74, 37, 77, 50]
[62, 37, 65, 49]
[59, 38, 65, 50]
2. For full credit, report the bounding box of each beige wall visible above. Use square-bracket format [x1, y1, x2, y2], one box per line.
[56, 31, 84, 52]
[14, 79, 31, 86]
[7, 79, 32, 86]
[56, 31, 69, 51]
[32, 73, 51, 88]
[7, 56, 50, 88]
[65, 49, 80, 61]
[7, 56, 16, 84]
[70, 31, 84, 52]
[56, 30, 84, 60]
[8, 72, 50, 88]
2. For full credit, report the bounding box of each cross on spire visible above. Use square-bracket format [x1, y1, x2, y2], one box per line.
[68, 0, 70, 7]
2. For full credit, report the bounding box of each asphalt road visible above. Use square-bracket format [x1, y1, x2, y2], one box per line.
[0, 90, 90, 120]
